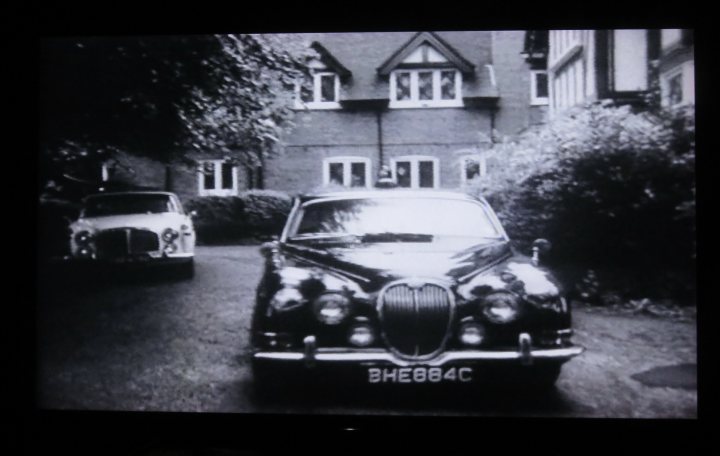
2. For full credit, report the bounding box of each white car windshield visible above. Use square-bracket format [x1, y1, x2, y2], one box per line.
[83, 194, 174, 217]
[289, 197, 503, 241]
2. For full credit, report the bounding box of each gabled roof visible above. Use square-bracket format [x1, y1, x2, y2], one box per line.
[377, 31, 475, 76]
[294, 32, 498, 101]
[310, 41, 352, 78]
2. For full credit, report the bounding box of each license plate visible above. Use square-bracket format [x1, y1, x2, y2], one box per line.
[367, 366, 473, 384]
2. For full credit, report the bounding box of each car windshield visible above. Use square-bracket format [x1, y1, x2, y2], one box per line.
[288, 197, 502, 241]
[82, 194, 175, 217]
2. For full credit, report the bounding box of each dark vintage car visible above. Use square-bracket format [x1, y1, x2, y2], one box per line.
[250, 190, 584, 394]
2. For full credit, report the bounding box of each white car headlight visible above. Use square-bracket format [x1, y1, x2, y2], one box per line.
[162, 228, 179, 243]
[313, 292, 351, 325]
[482, 292, 520, 324]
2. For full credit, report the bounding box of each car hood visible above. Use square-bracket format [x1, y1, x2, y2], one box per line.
[71, 213, 188, 232]
[282, 238, 514, 284]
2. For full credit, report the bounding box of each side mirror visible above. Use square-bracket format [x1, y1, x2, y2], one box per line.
[531, 238, 552, 266]
[259, 240, 279, 258]
[189, 210, 198, 218]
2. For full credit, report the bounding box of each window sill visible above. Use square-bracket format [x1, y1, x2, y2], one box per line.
[530, 98, 549, 106]
[198, 190, 238, 197]
[294, 101, 342, 110]
[389, 100, 464, 109]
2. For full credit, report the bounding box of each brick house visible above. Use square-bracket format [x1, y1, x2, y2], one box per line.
[63, 30, 695, 202]
[93, 31, 546, 201]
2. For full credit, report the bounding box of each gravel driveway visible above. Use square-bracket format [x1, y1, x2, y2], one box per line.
[36, 246, 697, 417]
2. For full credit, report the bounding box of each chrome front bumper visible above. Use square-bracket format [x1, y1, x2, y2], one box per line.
[253, 332, 585, 368]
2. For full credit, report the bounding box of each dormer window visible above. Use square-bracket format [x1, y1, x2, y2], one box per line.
[295, 71, 341, 110]
[390, 69, 462, 108]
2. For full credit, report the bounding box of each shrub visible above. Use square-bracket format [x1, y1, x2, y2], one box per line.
[184, 190, 293, 244]
[184, 196, 246, 244]
[240, 189, 293, 236]
[470, 103, 695, 301]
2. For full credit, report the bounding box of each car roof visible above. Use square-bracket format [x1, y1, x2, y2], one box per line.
[83, 191, 178, 200]
[299, 189, 484, 203]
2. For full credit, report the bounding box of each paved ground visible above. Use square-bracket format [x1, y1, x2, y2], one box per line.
[36, 246, 697, 417]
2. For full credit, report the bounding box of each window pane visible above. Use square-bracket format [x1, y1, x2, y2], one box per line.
[668, 72, 683, 105]
[419, 161, 435, 188]
[203, 162, 215, 190]
[418, 72, 433, 100]
[441, 71, 456, 99]
[535, 72, 548, 98]
[221, 163, 233, 189]
[320, 74, 335, 102]
[395, 161, 411, 188]
[465, 159, 481, 181]
[350, 162, 366, 187]
[329, 162, 344, 185]
[396, 72, 411, 100]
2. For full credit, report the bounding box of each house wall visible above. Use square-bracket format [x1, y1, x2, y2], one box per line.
[267, 103, 496, 192]
[492, 31, 543, 134]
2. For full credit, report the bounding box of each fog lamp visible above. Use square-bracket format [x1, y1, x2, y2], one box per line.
[77, 246, 94, 259]
[162, 228, 179, 243]
[459, 322, 485, 346]
[482, 292, 520, 324]
[348, 323, 375, 347]
[74, 231, 92, 245]
[313, 293, 350, 325]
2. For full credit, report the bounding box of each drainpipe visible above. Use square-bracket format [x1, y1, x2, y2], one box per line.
[376, 108, 384, 166]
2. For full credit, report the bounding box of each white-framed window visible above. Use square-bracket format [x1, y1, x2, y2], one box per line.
[390, 156, 440, 189]
[661, 63, 694, 107]
[389, 69, 463, 108]
[295, 71, 340, 110]
[459, 155, 487, 185]
[198, 159, 238, 196]
[530, 70, 549, 105]
[322, 156, 371, 188]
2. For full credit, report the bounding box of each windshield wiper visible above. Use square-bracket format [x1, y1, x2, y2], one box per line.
[287, 233, 361, 243]
[360, 232, 434, 243]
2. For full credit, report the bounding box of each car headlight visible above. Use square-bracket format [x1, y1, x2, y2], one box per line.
[74, 230, 92, 245]
[313, 292, 351, 325]
[162, 228, 179, 243]
[482, 291, 520, 324]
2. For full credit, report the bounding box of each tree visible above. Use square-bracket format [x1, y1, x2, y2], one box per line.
[38, 34, 314, 195]
[177, 34, 316, 189]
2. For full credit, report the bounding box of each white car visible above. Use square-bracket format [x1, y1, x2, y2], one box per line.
[68, 191, 196, 277]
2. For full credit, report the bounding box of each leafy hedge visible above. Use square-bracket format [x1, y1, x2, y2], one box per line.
[470, 103, 695, 302]
[185, 190, 293, 244]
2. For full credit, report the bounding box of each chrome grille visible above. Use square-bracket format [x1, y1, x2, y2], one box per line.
[378, 281, 453, 359]
[95, 228, 160, 259]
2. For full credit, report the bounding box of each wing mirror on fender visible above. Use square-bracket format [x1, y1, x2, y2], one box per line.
[531, 238, 552, 266]
[259, 239, 279, 258]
